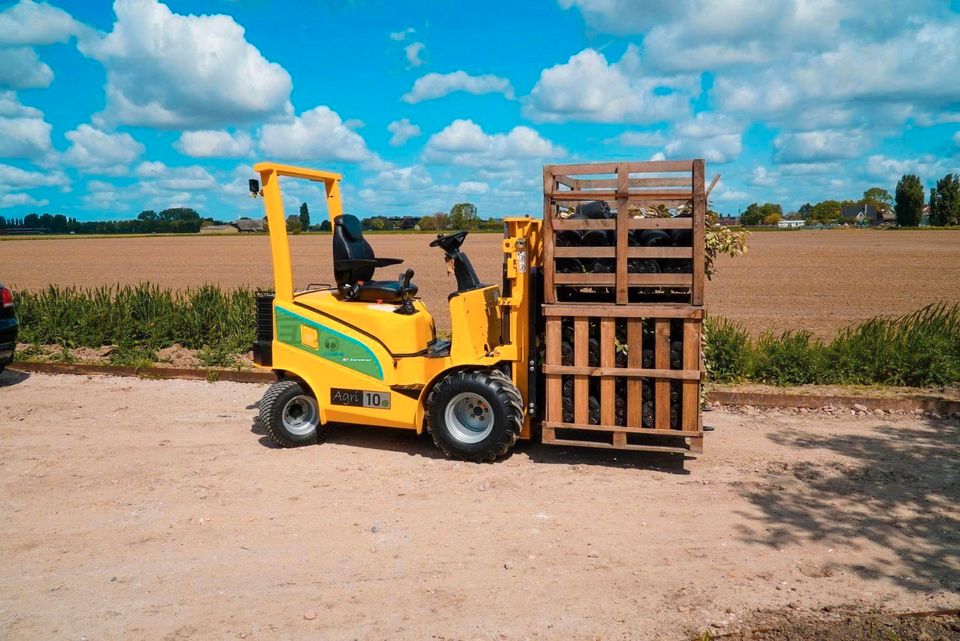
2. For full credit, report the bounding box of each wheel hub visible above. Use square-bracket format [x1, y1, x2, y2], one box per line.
[444, 392, 494, 444]
[281, 394, 319, 436]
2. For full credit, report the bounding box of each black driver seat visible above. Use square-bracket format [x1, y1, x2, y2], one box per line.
[332, 214, 418, 303]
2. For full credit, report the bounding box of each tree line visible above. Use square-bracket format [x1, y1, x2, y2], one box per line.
[738, 172, 960, 227]
[0, 208, 205, 234]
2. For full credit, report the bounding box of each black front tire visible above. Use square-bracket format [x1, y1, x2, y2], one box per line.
[426, 369, 524, 462]
[258, 379, 328, 447]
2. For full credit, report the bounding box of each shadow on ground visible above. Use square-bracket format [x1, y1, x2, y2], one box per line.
[249, 410, 691, 472]
[739, 417, 960, 594]
[0, 369, 29, 388]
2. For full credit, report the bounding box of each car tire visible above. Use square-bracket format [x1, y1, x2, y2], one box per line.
[426, 369, 524, 462]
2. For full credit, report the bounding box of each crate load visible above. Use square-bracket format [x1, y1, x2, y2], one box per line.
[542, 303, 703, 454]
[540, 159, 707, 455]
[543, 160, 706, 306]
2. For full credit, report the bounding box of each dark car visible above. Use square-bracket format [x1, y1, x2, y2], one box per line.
[0, 283, 17, 373]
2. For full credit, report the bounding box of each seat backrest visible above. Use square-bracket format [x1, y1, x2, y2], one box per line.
[333, 214, 376, 286]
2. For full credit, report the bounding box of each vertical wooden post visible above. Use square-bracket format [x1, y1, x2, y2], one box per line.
[692, 159, 706, 306]
[615, 164, 629, 305]
[681, 319, 700, 432]
[626, 318, 642, 428]
[655, 319, 671, 429]
[574, 317, 589, 425]
[543, 165, 557, 304]
[600, 318, 615, 427]
[545, 318, 562, 440]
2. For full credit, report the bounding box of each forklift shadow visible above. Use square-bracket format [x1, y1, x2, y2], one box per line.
[0, 368, 30, 388]
[250, 416, 690, 470]
[250, 417, 446, 459]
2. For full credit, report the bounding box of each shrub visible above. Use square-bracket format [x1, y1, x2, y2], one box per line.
[751, 330, 826, 386]
[703, 316, 752, 382]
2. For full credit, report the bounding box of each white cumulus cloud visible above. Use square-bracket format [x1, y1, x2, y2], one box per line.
[259, 105, 373, 163]
[175, 129, 253, 158]
[404, 42, 426, 67]
[0, 192, 48, 208]
[0, 163, 68, 190]
[424, 119, 563, 169]
[63, 124, 144, 173]
[523, 46, 695, 123]
[402, 71, 514, 103]
[774, 130, 867, 164]
[663, 113, 743, 164]
[0, 48, 53, 89]
[78, 0, 292, 128]
[386, 118, 421, 146]
[0, 91, 54, 160]
[0, 0, 84, 46]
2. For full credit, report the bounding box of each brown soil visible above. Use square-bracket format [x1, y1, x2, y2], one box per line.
[1, 230, 958, 336]
[1, 371, 957, 640]
[712, 382, 960, 402]
[722, 610, 960, 641]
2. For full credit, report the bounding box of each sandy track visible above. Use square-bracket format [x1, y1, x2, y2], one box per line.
[2, 230, 958, 337]
[1, 371, 957, 640]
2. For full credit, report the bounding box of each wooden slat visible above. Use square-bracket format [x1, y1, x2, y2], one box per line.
[543, 422, 702, 438]
[578, 177, 693, 189]
[540, 434, 690, 455]
[682, 319, 700, 432]
[655, 319, 671, 430]
[547, 160, 694, 175]
[554, 173, 579, 189]
[553, 273, 693, 287]
[545, 318, 562, 424]
[626, 318, 642, 428]
[692, 159, 706, 306]
[543, 165, 556, 304]
[542, 365, 700, 380]
[549, 191, 692, 203]
[600, 318, 615, 426]
[551, 218, 616, 231]
[574, 317, 588, 425]
[628, 218, 692, 230]
[542, 303, 704, 319]
[615, 167, 629, 304]
[554, 246, 693, 259]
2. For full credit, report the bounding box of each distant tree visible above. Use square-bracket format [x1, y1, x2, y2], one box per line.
[810, 200, 842, 224]
[369, 217, 385, 231]
[262, 216, 269, 233]
[862, 187, 893, 214]
[449, 202, 479, 230]
[432, 211, 449, 230]
[929, 173, 960, 226]
[418, 215, 437, 231]
[798, 203, 814, 219]
[299, 202, 310, 230]
[319, 219, 331, 232]
[23, 213, 39, 228]
[137, 210, 158, 222]
[895, 175, 924, 227]
[763, 212, 782, 225]
[740, 202, 781, 226]
[286, 216, 302, 233]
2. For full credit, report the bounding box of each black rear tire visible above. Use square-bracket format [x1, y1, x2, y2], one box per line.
[426, 369, 524, 462]
[258, 379, 328, 447]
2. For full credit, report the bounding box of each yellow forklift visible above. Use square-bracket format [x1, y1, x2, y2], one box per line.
[249, 163, 542, 461]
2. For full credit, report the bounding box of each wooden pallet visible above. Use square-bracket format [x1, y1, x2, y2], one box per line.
[543, 160, 706, 306]
[541, 303, 704, 454]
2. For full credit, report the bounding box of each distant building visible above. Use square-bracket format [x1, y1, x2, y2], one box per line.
[200, 224, 239, 234]
[777, 219, 804, 229]
[233, 217, 264, 232]
[717, 216, 740, 226]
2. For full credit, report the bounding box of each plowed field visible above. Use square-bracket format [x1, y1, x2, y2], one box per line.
[2, 230, 958, 336]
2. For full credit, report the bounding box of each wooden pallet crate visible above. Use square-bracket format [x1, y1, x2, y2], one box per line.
[541, 303, 704, 454]
[543, 159, 707, 306]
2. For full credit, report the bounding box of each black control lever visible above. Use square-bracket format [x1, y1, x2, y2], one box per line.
[395, 268, 417, 315]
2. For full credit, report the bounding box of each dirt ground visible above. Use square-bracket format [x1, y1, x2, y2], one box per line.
[1, 371, 957, 640]
[1, 230, 958, 337]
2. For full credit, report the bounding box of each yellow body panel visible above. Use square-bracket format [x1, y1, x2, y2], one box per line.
[253, 162, 543, 437]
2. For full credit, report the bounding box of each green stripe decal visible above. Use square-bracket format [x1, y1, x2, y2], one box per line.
[275, 307, 384, 380]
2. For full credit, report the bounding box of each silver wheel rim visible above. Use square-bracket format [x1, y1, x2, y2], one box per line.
[444, 392, 494, 444]
[281, 394, 319, 436]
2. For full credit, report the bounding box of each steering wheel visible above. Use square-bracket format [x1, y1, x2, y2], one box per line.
[429, 230, 469, 252]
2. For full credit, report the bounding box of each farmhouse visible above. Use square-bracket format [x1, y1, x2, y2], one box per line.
[233, 217, 264, 232]
[199, 224, 239, 234]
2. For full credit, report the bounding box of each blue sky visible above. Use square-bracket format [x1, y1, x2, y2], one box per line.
[1, 0, 959, 222]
